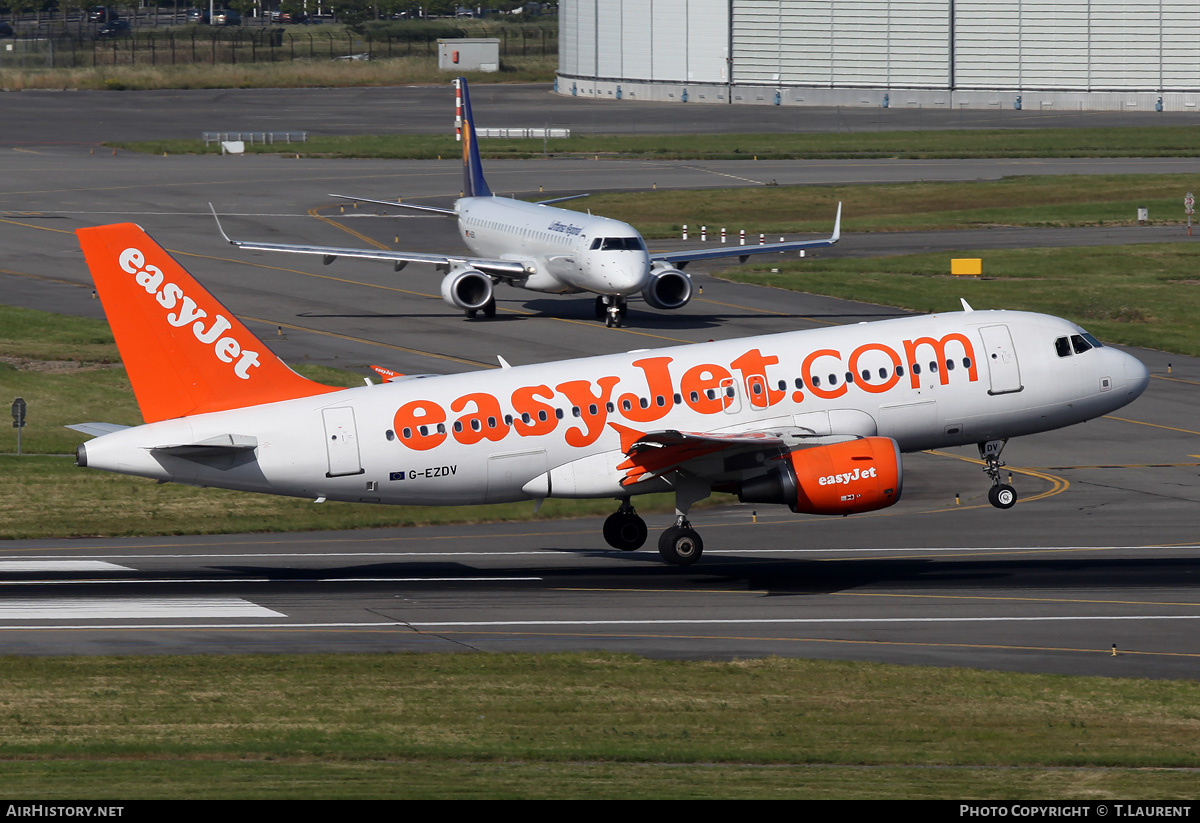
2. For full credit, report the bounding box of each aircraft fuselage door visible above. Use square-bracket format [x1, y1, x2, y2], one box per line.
[978, 324, 1023, 395]
[322, 407, 364, 477]
[720, 376, 742, 414]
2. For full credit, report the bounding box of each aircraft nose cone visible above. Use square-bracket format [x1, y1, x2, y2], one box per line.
[609, 260, 649, 295]
[1124, 351, 1150, 399]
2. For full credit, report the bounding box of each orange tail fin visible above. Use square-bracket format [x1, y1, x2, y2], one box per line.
[77, 223, 339, 423]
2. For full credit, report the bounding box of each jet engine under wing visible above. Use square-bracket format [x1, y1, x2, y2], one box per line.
[653, 203, 841, 267]
[210, 204, 528, 279]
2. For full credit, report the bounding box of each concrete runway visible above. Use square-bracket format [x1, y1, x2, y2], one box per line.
[1, 86, 1199, 675]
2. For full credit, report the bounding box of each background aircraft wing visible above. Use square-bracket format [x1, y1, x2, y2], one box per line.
[653, 202, 841, 266]
[329, 194, 456, 216]
[210, 205, 527, 279]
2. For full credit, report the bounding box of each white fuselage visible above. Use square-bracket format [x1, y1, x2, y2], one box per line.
[456, 197, 652, 296]
[80, 310, 1149, 507]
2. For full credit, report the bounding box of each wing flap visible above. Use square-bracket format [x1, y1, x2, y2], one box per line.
[610, 423, 864, 487]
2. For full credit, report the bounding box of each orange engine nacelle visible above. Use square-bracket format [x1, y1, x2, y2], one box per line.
[737, 436, 903, 516]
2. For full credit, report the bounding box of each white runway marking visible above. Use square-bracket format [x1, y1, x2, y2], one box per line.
[0, 615, 1197, 632]
[0, 560, 134, 572]
[0, 598, 285, 620]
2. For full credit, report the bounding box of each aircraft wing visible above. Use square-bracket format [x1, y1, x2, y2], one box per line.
[610, 423, 858, 487]
[329, 194, 456, 216]
[210, 204, 528, 279]
[653, 202, 841, 266]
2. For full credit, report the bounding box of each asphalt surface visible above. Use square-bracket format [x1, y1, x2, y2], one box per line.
[1, 85, 1199, 676]
[5, 83, 1200, 144]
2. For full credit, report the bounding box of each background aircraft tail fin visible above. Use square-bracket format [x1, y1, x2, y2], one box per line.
[457, 77, 493, 198]
[76, 223, 340, 424]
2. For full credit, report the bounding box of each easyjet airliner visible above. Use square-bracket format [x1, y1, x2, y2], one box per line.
[212, 77, 841, 328]
[72, 223, 1149, 565]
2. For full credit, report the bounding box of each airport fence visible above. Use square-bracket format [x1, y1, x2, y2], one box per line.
[0, 26, 557, 70]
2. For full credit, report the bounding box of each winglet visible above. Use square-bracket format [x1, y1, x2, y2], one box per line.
[960, 297, 974, 312]
[209, 202, 236, 245]
[76, 222, 340, 423]
[831, 201, 842, 243]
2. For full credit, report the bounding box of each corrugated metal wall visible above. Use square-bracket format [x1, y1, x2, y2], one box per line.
[732, 1, 950, 89]
[562, 1, 1200, 93]
[561, 0, 730, 83]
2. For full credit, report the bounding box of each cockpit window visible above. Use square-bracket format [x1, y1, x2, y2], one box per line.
[1055, 337, 1072, 357]
[598, 237, 646, 251]
[590, 238, 602, 250]
[1082, 332, 1103, 349]
[1071, 334, 1092, 354]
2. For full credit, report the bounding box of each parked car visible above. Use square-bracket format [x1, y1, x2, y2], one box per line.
[88, 6, 116, 22]
[96, 19, 131, 37]
[0, 22, 13, 37]
[211, 9, 241, 25]
[185, 8, 208, 23]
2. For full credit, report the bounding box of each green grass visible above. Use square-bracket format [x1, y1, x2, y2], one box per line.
[577, 174, 1200, 236]
[723, 242, 1200, 356]
[112, 126, 1200, 160]
[0, 653, 1196, 798]
[1, 55, 557, 91]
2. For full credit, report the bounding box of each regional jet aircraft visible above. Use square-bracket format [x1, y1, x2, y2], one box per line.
[213, 77, 841, 327]
[71, 223, 1148, 565]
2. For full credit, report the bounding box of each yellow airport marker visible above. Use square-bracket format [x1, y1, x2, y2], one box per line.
[951, 258, 982, 276]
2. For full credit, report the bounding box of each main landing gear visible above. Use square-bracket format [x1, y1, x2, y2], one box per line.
[594, 295, 628, 328]
[603, 476, 711, 566]
[980, 439, 1017, 509]
[602, 498, 648, 551]
[464, 297, 497, 319]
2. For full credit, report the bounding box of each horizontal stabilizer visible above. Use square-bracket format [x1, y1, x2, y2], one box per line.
[65, 422, 132, 438]
[152, 433, 259, 457]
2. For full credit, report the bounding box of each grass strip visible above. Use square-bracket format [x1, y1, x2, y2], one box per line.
[722, 242, 1200, 356]
[572, 174, 1200, 236]
[0, 55, 557, 91]
[0, 654, 1196, 798]
[111, 126, 1200, 160]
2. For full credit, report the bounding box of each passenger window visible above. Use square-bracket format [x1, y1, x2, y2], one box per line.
[929, 361, 938, 373]
[946, 360, 955, 371]
[1056, 337, 1072, 357]
[912, 363, 920, 375]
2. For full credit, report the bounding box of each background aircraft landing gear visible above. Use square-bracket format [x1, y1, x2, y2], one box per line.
[979, 439, 1017, 509]
[465, 297, 496, 319]
[603, 499, 647, 551]
[658, 519, 703, 566]
[596, 296, 628, 328]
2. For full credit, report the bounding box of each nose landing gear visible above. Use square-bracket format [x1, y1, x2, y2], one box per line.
[980, 439, 1017, 509]
[594, 295, 628, 328]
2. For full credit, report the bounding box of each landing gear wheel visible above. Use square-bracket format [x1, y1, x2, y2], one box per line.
[988, 484, 1017, 509]
[658, 525, 703, 566]
[603, 512, 648, 551]
[481, 297, 496, 318]
[465, 308, 478, 319]
[605, 311, 618, 328]
[617, 302, 628, 319]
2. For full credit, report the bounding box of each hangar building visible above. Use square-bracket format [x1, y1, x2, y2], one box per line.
[556, 1, 1200, 110]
